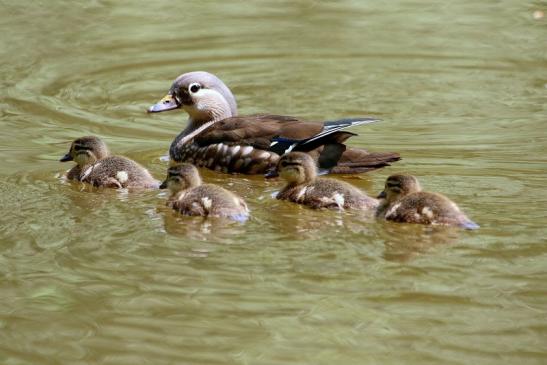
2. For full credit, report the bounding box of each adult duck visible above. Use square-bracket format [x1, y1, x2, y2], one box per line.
[148, 71, 400, 175]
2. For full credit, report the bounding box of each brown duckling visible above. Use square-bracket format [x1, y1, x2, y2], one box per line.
[160, 164, 249, 221]
[376, 174, 479, 229]
[274, 152, 378, 211]
[60, 136, 159, 189]
[148, 71, 400, 175]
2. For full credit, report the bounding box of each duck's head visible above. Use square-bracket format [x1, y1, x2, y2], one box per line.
[60, 136, 109, 166]
[277, 152, 317, 185]
[148, 71, 238, 124]
[159, 163, 202, 192]
[377, 174, 422, 202]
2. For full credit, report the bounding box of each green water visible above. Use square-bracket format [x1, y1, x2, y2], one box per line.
[1, 1, 546, 364]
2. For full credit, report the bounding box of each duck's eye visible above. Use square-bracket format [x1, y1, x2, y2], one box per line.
[189, 83, 201, 93]
[280, 161, 300, 168]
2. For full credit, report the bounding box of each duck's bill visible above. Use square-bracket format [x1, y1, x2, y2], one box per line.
[59, 153, 73, 162]
[159, 180, 168, 189]
[148, 94, 180, 113]
[377, 191, 386, 199]
[264, 168, 279, 179]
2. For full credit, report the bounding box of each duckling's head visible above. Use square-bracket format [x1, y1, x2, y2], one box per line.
[148, 71, 237, 124]
[159, 164, 203, 192]
[378, 174, 422, 202]
[60, 136, 109, 166]
[277, 152, 317, 185]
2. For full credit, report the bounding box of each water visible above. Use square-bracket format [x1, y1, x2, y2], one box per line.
[1, 1, 546, 364]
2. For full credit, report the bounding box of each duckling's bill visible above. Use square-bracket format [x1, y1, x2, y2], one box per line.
[148, 93, 180, 113]
[60, 153, 73, 162]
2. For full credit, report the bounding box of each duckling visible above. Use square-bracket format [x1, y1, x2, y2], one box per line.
[274, 152, 378, 211]
[148, 71, 400, 175]
[376, 174, 479, 229]
[160, 164, 249, 221]
[60, 136, 159, 189]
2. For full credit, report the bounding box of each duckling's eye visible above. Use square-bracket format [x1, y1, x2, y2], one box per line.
[280, 160, 299, 168]
[189, 83, 201, 93]
[74, 144, 93, 152]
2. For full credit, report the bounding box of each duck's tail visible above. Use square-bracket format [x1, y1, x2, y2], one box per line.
[329, 148, 401, 174]
[269, 117, 400, 174]
[459, 219, 480, 230]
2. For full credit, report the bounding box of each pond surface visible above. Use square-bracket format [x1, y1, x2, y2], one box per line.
[1, 1, 546, 364]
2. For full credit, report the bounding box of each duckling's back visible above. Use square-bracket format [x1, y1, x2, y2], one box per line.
[383, 192, 478, 229]
[82, 156, 158, 188]
[171, 184, 249, 221]
[278, 177, 378, 210]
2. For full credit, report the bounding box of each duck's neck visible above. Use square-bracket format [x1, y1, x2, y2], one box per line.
[185, 175, 202, 189]
[170, 101, 234, 156]
[182, 116, 218, 136]
[169, 190, 188, 202]
[183, 98, 234, 134]
[282, 178, 311, 192]
[170, 118, 218, 154]
[376, 198, 397, 218]
[73, 161, 97, 181]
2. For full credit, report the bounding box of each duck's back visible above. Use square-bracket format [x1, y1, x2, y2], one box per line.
[82, 156, 158, 188]
[277, 178, 378, 210]
[171, 184, 249, 220]
[383, 192, 476, 228]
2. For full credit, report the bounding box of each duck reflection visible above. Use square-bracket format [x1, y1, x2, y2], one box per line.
[379, 222, 461, 262]
[158, 204, 247, 243]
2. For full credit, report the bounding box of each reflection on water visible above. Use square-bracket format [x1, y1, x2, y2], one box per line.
[1, 1, 546, 364]
[379, 223, 462, 262]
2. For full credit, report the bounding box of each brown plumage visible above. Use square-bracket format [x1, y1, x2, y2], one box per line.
[60, 136, 158, 189]
[376, 174, 479, 229]
[160, 164, 249, 221]
[148, 71, 400, 175]
[275, 152, 378, 210]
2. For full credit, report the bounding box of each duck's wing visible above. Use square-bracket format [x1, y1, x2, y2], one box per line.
[194, 114, 324, 150]
[268, 118, 380, 154]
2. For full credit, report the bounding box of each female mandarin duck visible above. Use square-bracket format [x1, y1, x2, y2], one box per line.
[274, 152, 378, 211]
[60, 136, 159, 189]
[160, 164, 249, 221]
[148, 71, 400, 175]
[376, 174, 479, 229]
